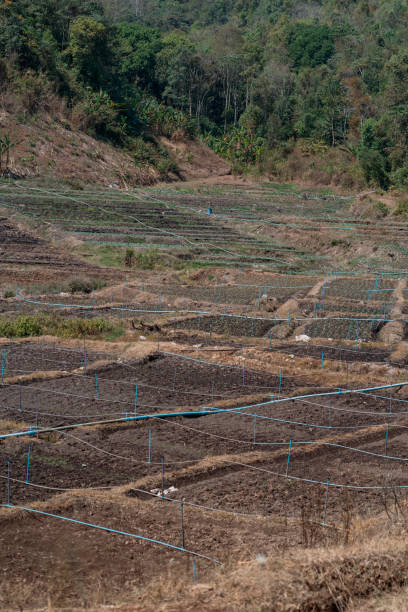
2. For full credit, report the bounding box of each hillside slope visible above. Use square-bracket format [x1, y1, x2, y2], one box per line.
[0, 111, 229, 187]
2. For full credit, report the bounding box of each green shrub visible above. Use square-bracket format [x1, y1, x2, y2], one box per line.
[133, 138, 156, 165]
[156, 157, 178, 178]
[72, 88, 124, 142]
[0, 315, 42, 338]
[3, 290, 15, 298]
[374, 201, 389, 218]
[205, 126, 265, 165]
[394, 201, 408, 217]
[14, 70, 55, 115]
[391, 166, 408, 189]
[67, 278, 106, 294]
[0, 314, 120, 339]
[50, 316, 116, 338]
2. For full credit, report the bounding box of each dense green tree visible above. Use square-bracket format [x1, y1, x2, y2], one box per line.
[4, 0, 408, 188]
[357, 119, 391, 188]
[64, 16, 114, 90]
[116, 22, 161, 92]
[287, 23, 335, 69]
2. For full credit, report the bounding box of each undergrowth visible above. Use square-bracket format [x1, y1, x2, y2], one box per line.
[0, 314, 122, 339]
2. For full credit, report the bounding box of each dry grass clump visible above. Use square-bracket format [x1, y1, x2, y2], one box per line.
[131, 531, 408, 611]
[378, 321, 404, 344]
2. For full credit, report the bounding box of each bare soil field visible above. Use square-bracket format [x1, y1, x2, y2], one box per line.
[2, 181, 408, 610]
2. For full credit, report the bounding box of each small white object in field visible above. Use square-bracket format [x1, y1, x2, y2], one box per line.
[289, 354, 294, 358]
[256, 554, 267, 564]
[150, 486, 178, 497]
[139, 335, 146, 340]
[59, 292, 69, 297]
[193, 344, 203, 348]
[295, 334, 310, 342]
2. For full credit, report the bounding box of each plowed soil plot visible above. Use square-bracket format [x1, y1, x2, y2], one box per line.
[162, 436, 408, 524]
[2, 392, 408, 608]
[168, 314, 274, 337]
[299, 299, 391, 317]
[273, 343, 391, 363]
[0, 494, 283, 610]
[0, 341, 107, 376]
[0, 218, 106, 285]
[0, 301, 167, 321]
[1, 389, 403, 506]
[0, 354, 300, 431]
[325, 278, 396, 301]
[304, 318, 385, 341]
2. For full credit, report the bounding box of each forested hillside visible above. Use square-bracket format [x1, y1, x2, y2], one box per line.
[1, 0, 408, 188]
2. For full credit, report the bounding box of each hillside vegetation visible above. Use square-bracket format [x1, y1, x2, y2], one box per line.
[1, 0, 408, 188]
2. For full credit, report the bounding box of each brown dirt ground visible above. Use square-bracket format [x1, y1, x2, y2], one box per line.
[2, 184, 408, 609]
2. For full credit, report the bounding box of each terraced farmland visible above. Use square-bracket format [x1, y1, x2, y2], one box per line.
[2, 181, 408, 610]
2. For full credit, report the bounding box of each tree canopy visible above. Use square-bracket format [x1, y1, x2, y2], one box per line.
[2, 0, 408, 187]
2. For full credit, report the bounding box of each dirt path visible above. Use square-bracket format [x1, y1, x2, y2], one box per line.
[307, 276, 330, 299]
[379, 278, 407, 344]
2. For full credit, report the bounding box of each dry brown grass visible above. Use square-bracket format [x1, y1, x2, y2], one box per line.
[0, 418, 31, 433]
[2, 369, 70, 386]
[134, 534, 408, 611]
[390, 341, 408, 363]
[350, 586, 408, 611]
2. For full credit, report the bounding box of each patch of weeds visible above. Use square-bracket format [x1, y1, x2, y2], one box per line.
[0, 314, 122, 340]
[35, 455, 68, 468]
[0, 315, 43, 338]
[3, 290, 15, 298]
[374, 201, 389, 218]
[19, 154, 35, 163]
[104, 327, 124, 341]
[62, 178, 84, 190]
[124, 248, 135, 267]
[133, 137, 179, 178]
[156, 157, 179, 179]
[133, 138, 156, 166]
[85, 150, 104, 161]
[74, 244, 123, 267]
[29, 278, 106, 295]
[331, 239, 350, 247]
[136, 247, 161, 269]
[67, 278, 106, 294]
